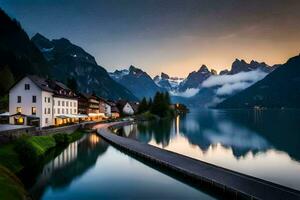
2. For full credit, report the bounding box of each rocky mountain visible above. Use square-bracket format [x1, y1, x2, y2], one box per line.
[109, 66, 164, 99]
[227, 59, 278, 75]
[178, 65, 213, 92]
[217, 54, 300, 108]
[0, 9, 51, 96]
[32, 33, 137, 101]
[153, 72, 184, 91]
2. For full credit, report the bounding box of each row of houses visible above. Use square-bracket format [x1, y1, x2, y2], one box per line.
[3, 75, 139, 128]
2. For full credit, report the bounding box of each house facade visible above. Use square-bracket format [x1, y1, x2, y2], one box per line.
[9, 75, 79, 128]
[98, 97, 111, 117]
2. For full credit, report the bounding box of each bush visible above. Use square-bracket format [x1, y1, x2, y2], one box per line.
[53, 133, 71, 145]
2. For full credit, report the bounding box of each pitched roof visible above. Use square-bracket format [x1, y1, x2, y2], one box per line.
[27, 75, 54, 92]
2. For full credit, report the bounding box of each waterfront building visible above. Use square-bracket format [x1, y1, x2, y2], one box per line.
[98, 97, 111, 117]
[8, 75, 81, 127]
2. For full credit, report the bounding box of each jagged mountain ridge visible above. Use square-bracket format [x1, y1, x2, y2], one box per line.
[109, 66, 165, 99]
[32, 33, 137, 101]
[217, 54, 300, 108]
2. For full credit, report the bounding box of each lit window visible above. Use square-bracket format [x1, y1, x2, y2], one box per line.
[17, 96, 21, 103]
[16, 107, 22, 113]
[32, 96, 36, 103]
[32, 107, 36, 115]
[25, 84, 30, 90]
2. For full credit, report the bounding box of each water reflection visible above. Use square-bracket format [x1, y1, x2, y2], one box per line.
[28, 133, 214, 200]
[119, 109, 300, 190]
[30, 133, 109, 199]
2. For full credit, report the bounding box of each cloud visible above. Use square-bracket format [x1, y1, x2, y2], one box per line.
[202, 70, 267, 96]
[170, 88, 200, 98]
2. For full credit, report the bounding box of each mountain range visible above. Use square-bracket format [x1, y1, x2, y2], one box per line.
[0, 8, 137, 101]
[217, 54, 300, 108]
[111, 58, 278, 107]
[31, 33, 137, 101]
[109, 66, 164, 99]
[1, 8, 299, 109]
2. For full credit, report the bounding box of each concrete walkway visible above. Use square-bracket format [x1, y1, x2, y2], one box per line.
[96, 122, 300, 200]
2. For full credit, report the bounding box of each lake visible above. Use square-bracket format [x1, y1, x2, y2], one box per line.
[118, 109, 300, 191]
[25, 133, 216, 200]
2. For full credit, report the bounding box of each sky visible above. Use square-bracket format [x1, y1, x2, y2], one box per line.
[1, 0, 300, 77]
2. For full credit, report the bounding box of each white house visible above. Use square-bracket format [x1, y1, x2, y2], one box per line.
[117, 101, 139, 116]
[9, 75, 79, 128]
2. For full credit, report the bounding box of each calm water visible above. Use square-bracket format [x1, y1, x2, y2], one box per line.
[26, 133, 215, 200]
[119, 109, 300, 191]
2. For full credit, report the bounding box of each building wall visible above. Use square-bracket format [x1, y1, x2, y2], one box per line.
[41, 91, 54, 127]
[53, 97, 78, 117]
[123, 103, 134, 115]
[105, 104, 111, 117]
[9, 77, 43, 126]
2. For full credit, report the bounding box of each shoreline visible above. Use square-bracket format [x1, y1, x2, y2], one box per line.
[95, 121, 300, 200]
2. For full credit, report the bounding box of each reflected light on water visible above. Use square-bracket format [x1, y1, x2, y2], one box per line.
[148, 135, 300, 190]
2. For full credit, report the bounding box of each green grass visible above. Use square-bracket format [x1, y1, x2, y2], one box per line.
[0, 143, 23, 173]
[0, 165, 28, 200]
[26, 136, 56, 157]
[68, 130, 85, 142]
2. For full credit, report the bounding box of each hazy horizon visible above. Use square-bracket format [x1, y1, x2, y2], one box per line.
[1, 0, 300, 77]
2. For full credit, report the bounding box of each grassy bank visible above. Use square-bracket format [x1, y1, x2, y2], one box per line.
[0, 129, 86, 200]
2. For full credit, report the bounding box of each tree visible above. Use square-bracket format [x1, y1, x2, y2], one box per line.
[138, 97, 148, 114]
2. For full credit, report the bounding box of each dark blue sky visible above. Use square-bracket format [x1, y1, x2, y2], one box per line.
[1, 0, 300, 76]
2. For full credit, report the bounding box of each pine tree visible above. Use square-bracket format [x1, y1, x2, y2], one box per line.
[138, 97, 148, 114]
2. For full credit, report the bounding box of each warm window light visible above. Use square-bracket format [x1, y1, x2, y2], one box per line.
[18, 117, 24, 123]
[16, 107, 22, 113]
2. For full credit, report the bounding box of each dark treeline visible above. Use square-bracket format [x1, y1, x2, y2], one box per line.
[138, 92, 173, 118]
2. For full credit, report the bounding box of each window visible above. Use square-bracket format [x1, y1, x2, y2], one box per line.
[44, 108, 47, 114]
[66, 109, 68, 114]
[17, 96, 21, 103]
[16, 107, 22, 113]
[58, 108, 60, 114]
[48, 97, 50, 103]
[62, 109, 65, 114]
[70, 102, 72, 107]
[48, 108, 50, 114]
[25, 84, 30, 90]
[58, 100, 60, 106]
[74, 102, 76, 107]
[32, 107, 36, 115]
[66, 101, 69, 107]
[62, 101, 65, 106]
[45, 118, 48, 124]
[32, 96, 36, 103]
[45, 97, 47, 103]
[74, 109, 76, 113]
